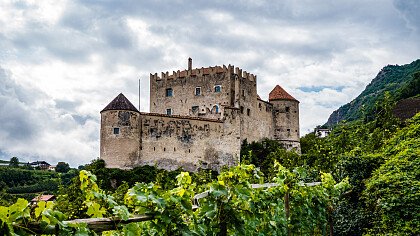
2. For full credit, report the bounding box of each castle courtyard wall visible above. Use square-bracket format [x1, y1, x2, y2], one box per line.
[138, 110, 241, 171]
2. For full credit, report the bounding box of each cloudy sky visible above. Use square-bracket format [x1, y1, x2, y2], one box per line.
[0, 0, 419, 166]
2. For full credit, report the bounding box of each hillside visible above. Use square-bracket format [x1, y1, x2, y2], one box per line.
[326, 59, 420, 126]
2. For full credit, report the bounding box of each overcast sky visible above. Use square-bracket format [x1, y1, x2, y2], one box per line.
[0, 0, 419, 166]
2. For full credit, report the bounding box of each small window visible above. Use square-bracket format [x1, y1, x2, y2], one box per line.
[240, 106, 244, 114]
[195, 87, 201, 96]
[166, 108, 172, 115]
[192, 106, 199, 113]
[214, 85, 221, 93]
[285, 107, 290, 112]
[242, 90, 245, 96]
[166, 88, 173, 97]
[213, 105, 219, 113]
[247, 108, 250, 116]
[113, 128, 120, 135]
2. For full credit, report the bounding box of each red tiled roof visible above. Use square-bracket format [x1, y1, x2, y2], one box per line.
[269, 85, 298, 102]
[101, 93, 139, 112]
[31, 195, 56, 202]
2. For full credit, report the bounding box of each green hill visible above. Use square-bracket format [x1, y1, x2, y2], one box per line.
[326, 59, 420, 126]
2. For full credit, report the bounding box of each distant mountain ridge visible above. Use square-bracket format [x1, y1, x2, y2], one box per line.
[326, 59, 420, 126]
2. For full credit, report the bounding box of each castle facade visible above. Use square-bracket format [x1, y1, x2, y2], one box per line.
[100, 59, 300, 171]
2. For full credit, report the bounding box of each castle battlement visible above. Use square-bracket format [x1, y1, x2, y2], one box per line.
[150, 59, 257, 83]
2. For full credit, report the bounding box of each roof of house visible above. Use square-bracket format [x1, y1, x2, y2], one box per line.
[31, 195, 56, 202]
[101, 93, 139, 112]
[269, 85, 298, 102]
[30, 161, 50, 166]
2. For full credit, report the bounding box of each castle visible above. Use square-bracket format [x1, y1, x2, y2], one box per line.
[100, 59, 300, 171]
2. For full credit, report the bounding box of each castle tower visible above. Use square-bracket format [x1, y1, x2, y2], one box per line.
[269, 85, 300, 151]
[100, 93, 141, 168]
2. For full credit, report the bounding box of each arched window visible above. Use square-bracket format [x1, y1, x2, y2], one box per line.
[213, 105, 219, 113]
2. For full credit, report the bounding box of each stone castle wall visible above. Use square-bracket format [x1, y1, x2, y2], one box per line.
[272, 100, 300, 150]
[100, 110, 140, 169]
[150, 66, 234, 118]
[138, 111, 241, 171]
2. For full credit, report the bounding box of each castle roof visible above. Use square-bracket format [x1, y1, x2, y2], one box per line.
[101, 93, 139, 112]
[269, 85, 298, 102]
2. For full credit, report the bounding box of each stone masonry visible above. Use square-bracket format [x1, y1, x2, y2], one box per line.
[100, 59, 300, 171]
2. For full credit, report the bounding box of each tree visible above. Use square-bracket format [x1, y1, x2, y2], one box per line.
[55, 162, 70, 173]
[9, 157, 19, 168]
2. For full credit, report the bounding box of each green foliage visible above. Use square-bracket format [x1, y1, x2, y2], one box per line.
[326, 59, 420, 125]
[9, 157, 19, 168]
[240, 138, 303, 178]
[362, 113, 420, 235]
[0, 164, 350, 235]
[56, 162, 71, 173]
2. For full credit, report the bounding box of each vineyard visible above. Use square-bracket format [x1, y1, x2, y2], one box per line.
[0, 163, 349, 235]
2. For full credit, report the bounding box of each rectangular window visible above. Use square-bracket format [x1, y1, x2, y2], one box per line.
[214, 85, 221, 93]
[113, 127, 120, 135]
[166, 88, 173, 97]
[195, 87, 201, 96]
[166, 108, 172, 115]
[240, 106, 244, 114]
[247, 108, 250, 116]
[285, 106, 290, 112]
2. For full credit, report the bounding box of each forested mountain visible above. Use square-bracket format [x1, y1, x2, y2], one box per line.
[326, 59, 420, 126]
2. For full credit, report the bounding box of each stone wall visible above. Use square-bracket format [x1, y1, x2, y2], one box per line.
[271, 100, 300, 150]
[100, 110, 141, 169]
[149, 65, 234, 119]
[138, 110, 241, 172]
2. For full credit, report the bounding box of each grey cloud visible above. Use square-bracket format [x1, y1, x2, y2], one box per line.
[0, 67, 38, 141]
[393, 0, 420, 32]
[55, 99, 82, 112]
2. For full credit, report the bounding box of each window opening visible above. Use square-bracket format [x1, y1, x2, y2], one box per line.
[240, 106, 244, 114]
[166, 108, 172, 115]
[113, 128, 120, 135]
[214, 105, 219, 113]
[247, 108, 250, 116]
[195, 87, 201, 96]
[214, 85, 221, 93]
[192, 106, 199, 113]
[166, 88, 173, 97]
[285, 106, 290, 112]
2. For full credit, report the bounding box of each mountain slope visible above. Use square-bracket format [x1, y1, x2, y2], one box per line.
[326, 59, 420, 126]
